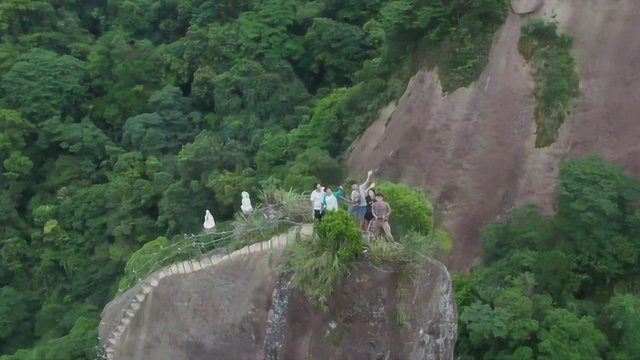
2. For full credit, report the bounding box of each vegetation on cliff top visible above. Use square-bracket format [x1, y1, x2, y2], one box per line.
[454, 156, 640, 359]
[283, 182, 450, 311]
[518, 19, 580, 148]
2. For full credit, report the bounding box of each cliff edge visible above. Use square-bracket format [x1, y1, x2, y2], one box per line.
[99, 228, 456, 360]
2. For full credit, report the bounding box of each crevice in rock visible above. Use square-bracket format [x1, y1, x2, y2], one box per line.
[263, 273, 293, 360]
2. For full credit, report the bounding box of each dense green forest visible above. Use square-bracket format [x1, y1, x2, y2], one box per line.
[0, 0, 510, 358]
[454, 157, 640, 359]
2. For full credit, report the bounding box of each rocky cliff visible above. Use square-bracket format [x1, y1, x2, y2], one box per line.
[99, 226, 457, 360]
[348, 0, 640, 271]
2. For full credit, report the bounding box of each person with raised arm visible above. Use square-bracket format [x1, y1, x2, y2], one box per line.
[363, 183, 376, 230]
[348, 170, 373, 230]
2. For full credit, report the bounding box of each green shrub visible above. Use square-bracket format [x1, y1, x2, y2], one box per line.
[369, 229, 450, 278]
[228, 211, 289, 251]
[0, 317, 100, 360]
[286, 241, 349, 312]
[377, 0, 510, 93]
[117, 236, 172, 293]
[257, 188, 314, 223]
[518, 19, 580, 147]
[375, 182, 434, 237]
[285, 210, 363, 311]
[315, 210, 365, 261]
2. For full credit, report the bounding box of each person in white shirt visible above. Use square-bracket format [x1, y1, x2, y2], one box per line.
[324, 187, 338, 212]
[310, 183, 326, 221]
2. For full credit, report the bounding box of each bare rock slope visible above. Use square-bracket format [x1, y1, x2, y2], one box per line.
[348, 0, 640, 271]
[100, 226, 457, 360]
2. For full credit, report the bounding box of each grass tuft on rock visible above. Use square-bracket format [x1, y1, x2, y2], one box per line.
[282, 182, 452, 312]
[282, 210, 364, 312]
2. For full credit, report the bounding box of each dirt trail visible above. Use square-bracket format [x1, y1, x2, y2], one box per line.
[348, 0, 640, 271]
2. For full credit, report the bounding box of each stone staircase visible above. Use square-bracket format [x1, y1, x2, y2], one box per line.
[102, 223, 314, 360]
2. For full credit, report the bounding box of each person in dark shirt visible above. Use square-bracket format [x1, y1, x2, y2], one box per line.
[364, 186, 377, 230]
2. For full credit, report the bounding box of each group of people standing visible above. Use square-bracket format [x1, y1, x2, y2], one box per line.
[310, 170, 395, 243]
[310, 183, 341, 217]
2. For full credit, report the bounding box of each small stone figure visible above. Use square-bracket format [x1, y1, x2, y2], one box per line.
[241, 191, 254, 215]
[203, 210, 215, 234]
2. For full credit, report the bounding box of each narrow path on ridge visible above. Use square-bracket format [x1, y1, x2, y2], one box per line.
[100, 224, 314, 360]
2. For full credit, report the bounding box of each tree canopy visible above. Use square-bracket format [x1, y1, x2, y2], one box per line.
[454, 156, 640, 360]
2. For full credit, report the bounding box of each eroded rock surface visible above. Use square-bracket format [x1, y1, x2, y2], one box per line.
[100, 247, 456, 360]
[270, 259, 456, 360]
[511, 0, 544, 15]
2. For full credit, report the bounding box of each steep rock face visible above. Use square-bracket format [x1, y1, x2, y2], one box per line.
[268, 260, 456, 360]
[347, 0, 640, 271]
[99, 228, 308, 360]
[100, 248, 456, 360]
[100, 250, 283, 360]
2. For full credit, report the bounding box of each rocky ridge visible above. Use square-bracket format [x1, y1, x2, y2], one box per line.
[99, 225, 457, 360]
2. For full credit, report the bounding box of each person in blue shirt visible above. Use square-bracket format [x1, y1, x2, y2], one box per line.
[333, 185, 349, 204]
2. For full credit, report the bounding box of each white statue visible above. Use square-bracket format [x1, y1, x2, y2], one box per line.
[203, 210, 215, 229]
[241, 191, 253, 215]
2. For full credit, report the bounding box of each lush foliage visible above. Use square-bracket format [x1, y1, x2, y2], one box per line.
[454, 157, 640, 359]
[518, 19, 580, 148]
[283, 210, 364, 311]
[285, 181, 450, 311]
[376, 0, 511, 92]
[375, 182, 434, 237]
[369, 228, 451, 271]
[0, 0, 511, 358]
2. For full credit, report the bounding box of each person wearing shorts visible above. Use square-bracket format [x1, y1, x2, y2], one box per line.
[348, 170, 373, 230]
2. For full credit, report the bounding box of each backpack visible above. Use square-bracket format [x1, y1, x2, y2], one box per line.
[321, 194, 328, 211]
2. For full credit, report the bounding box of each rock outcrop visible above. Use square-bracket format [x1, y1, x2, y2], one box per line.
[99, 226, 457, 360]
[99, 226, 310, 360]
[265, 260, 456, 360]
[511, 0, 544, 15]
[348, 0, 640, 271]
